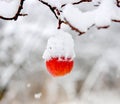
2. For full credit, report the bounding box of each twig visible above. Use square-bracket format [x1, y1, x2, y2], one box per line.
[39, 0, 59, 19]
[64, 18, 85, 35]
[62, 0, 92, 7]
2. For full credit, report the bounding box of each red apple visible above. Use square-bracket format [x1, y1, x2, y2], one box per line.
[46, 57, 74, 77]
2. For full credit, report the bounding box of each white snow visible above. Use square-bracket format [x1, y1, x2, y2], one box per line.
[0, 0, 120, 104]
[46, 0, 79, 8]
[0, 0, 20, 17]
[94, 0, 114, 27]
[43, 30, 75, 60]
[62, 0, 120, 32]
[34, 93, 42, 99]
[63, 4, 95, 32]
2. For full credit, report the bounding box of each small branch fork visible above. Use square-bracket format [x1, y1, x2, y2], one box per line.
[0, 0, 27, 20]
[39, 0, 92, 35]
[39, 0, 120, 35]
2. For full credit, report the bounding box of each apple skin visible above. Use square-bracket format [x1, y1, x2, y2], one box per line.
[46, 57, 74, 77]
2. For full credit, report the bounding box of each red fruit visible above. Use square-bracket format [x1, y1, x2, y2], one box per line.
[46, 57, 74, 77]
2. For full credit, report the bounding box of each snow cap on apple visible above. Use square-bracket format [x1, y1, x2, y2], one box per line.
[43, 30, 75, 77]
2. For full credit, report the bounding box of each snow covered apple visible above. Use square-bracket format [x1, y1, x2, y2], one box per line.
[43, 30, 75, 77]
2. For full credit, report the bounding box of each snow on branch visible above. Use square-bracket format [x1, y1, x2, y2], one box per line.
[39, 0, 92, 35]
[39, 0, 120, 35]
[61, 0, 92, 7]
[0, 0, 27, 20]
[0, 0, 120, 34]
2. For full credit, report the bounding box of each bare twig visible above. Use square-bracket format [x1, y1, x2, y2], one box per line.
[97, 26, 110, 29]
[112, 19, 120, 22]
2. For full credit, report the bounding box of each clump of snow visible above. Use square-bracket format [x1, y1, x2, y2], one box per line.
[62, 0, 120, 33]
[43, 30, 75, 60]
[63, 4, 95, 32]
[34, 93, 42, 99]
[0, 0, 20, 17]
[94, 0, 114, 27]
[0, 0, 14, 2]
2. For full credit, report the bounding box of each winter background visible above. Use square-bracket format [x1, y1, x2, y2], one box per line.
[0, 0, 120, 104]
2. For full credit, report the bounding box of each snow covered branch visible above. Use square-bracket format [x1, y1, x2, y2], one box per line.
[39, 0, 92, 34]
[61, 0, 92, 7]
[0, 0, 27, 20]
[39, 0, 120, 35]
[0, 0, 120, 34]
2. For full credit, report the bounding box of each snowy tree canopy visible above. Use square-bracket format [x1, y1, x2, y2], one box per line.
[0, 0, 120, 34]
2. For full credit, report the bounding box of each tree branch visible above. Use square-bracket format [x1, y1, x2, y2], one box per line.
[61, 0, 92, 7]
[39, 0, 93, 31]
[64, 18, 85, 35]
[39, 0, 59, 19]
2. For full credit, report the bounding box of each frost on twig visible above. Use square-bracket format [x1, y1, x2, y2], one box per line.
[0, 0, 27, 20]
[39, 0, 120, 35]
